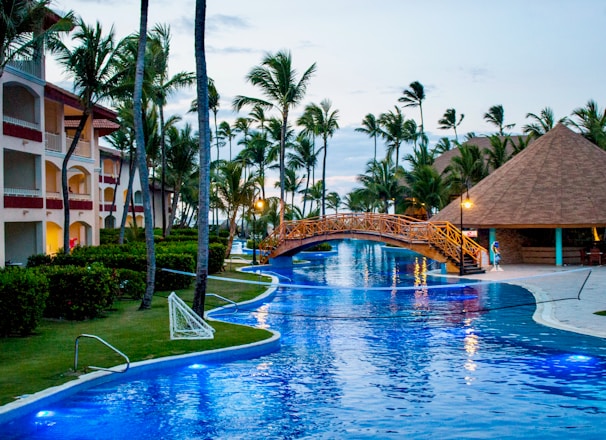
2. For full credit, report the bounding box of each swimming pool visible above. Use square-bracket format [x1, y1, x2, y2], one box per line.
[2, 240, 606, 439]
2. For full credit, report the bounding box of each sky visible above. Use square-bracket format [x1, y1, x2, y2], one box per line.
[47, 0, 606, 199]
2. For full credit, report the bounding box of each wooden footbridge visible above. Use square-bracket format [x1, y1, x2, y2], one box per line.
[258, 213, 487, 274]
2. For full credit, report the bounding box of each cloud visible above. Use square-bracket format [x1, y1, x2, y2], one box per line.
[463, 66, 492, 83]
[207, 14, 250, 33]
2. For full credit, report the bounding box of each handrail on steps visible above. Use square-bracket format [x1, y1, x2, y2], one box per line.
[74, 334, 130, 373]
[206, 293, 238, 312]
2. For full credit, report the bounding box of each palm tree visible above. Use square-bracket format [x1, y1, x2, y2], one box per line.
[165, 123, 198, 235]
[236, 130, 277, 199]
[218, 120, 236, 161]
[301, 99, 339, 216]
[215, 161, 256, 257]
[403, 139, 435, 170]
[326, 191, 341, 214]
[432, 137, 455, 156]
[287, 133, 318, 217]
[344, 187, 377, 213]
[571, 100, 606, 150]
[402, 164, 447, 217]
[0, 0, 72, 78]
[280, 165, 304, 212]
[357, 158, 403, 213]
[438, 108, 464, 142]
[146, 24, 195, 236]
[483, 135, 510, 171]
[445, 144, 488, 190]
[303, 180, 324, 214]
[355, 113, 380, 162]
[126, 0, 155, 309]
[484, 104, 515, 135]
[379, 106, 406, 165]
[523, 107, 568, 139]
[49, 18, 118, 254]
[398, 81, 426, 135]
[233, 50, 316, 225]
[193, 0, 211, 317]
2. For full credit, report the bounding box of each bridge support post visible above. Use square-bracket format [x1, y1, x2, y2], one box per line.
[269, 255, 293, 268]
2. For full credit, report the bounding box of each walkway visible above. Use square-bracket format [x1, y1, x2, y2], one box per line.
[454, 264, 606, 338]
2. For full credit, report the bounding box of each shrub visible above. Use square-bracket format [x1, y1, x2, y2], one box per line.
[116, 269, 146, 299]
[209, 242, 226, 274]
[155, 253, 195, 291]
[26, 253, 53, 268]
[0, 268, 49, 336]
[41, 263, 119, 321]
[306, 243, 333, 252]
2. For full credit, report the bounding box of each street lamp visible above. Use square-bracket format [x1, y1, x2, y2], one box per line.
[251, 198, 265, 265]
[459, 187, 473, 276]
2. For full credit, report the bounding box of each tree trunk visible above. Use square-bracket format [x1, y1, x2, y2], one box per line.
[119, 153, 136, 244]
[134, 0, 156, 310]
[193, 0, 210, 318]
[165, 182, 181, 236]
[321, 136, 328, 217]
[107, 153, 124, 228]
[62, 111, 89, 254]
[160, 105, 167, 237]
[224, 209, 238, 259]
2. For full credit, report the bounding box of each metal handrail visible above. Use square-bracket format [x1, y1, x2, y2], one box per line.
[206, 293, 238, 313]
[74, 334, 130, 373]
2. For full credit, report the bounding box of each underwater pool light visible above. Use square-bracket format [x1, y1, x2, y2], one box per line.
[35, 410, 55, 418]
[567, 355, 592, 362]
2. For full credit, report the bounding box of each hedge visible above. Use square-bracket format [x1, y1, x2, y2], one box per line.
[0, 268, 49, 336]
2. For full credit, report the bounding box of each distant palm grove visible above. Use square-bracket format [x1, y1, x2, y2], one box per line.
[4, 1, 606, 312]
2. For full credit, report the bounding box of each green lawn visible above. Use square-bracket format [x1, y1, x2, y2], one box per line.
[0, 267, 273, 406]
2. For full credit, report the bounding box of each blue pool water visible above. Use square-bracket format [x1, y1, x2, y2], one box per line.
[2, 240, 606, 439]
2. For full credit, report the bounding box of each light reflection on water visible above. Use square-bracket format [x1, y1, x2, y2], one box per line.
[2, 240, 606, 439]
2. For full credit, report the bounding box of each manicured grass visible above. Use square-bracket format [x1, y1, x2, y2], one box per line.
[0, 267, 273, 406]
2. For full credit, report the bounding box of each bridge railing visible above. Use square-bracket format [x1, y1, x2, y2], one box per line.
[258, 213, 485, 268]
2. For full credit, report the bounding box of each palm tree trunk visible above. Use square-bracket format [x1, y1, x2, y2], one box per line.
[193, 0, 210, 318]
[134, 0, 156, 310]
[166, 182, 181, 236]
[119, 153, 137, 243]
[321, 138, 327, 217]
[108, 153, 124, 228]
[160, 105, 167, 236]
[224, 209, 238, 258]
[62, 111, 89, 254]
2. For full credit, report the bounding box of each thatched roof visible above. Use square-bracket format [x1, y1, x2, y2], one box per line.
[432, 124, 606, 228]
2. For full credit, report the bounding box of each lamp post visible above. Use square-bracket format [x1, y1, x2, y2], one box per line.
[459, 185, 472, 276]
[251, 198, 264, 265]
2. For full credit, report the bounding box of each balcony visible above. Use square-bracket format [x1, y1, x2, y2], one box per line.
[45, 132, 62, 152]
[66, 136, 91, 158]
[6, 58, 43, 79]
[45, 191, 93, 210]
[3, 115, 43, 142]
[4, 187, 44, 209]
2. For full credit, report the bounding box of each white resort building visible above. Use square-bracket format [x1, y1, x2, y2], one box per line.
[1, 40, 166, 266]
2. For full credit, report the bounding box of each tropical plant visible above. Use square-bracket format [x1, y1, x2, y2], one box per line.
[438, 108, 464, 142]
[300, 99, 339, 216]
[523, 107, 568, 139]
[355, 113, 381, 162]
[571, 100, 606, 150]
[233, 50, 316, 225]
[287, 133, 318, 217]
[215, 161, 256, 257]
[402, 164, 447, 217]
[357, 158, 403, 213]
[236, 131, 277, 199]
[379, 106, 406, 165]
[398, 81, 426, 134]
[48, 18, 118, 255]
[193, 0, 210, 317]
[445, 144, 488, 190]
[483, 135, 510, 171]
[165, 123, 198, 235]
[326, 191, 341, 214]
[0, 0, 72, 78]
[218, 120, 236, 161]
[483, 104, 515, 135]
[432, 137, 455, 156]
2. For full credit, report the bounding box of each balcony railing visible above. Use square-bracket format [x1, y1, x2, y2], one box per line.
[6, 58, 43, 78]
[4, 187, 42, 197]
[66, 136, 91, 158]
[45, 132, 62, 152]
[3, 115, 40, 131]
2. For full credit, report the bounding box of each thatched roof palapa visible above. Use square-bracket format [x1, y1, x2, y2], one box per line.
[432, 124, 606, 228]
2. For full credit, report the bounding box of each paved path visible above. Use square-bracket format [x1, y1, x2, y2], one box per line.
[457, 264, 606, 338]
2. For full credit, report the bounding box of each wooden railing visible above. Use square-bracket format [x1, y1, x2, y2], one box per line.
[258, 212, 485, 268]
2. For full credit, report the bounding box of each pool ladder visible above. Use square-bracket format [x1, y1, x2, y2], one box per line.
[74, 334, 130, 373]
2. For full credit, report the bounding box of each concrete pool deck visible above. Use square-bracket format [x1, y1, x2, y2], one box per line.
[458, 264, 606, 339]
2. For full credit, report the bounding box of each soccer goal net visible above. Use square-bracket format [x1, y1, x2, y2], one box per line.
[168, 292, 215, 340]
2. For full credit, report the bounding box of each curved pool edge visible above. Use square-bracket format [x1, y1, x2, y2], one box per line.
[0, 331, 281, 425]
[0, 275, 283, 426]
